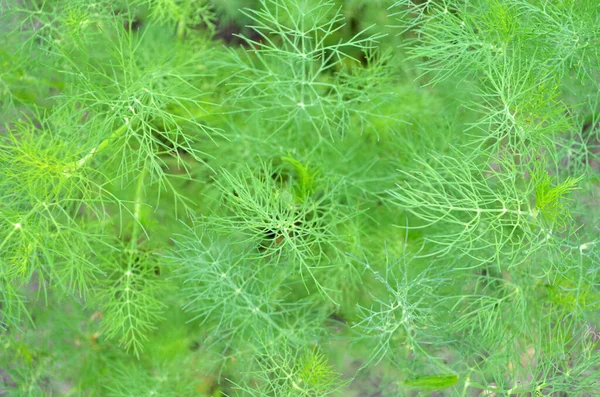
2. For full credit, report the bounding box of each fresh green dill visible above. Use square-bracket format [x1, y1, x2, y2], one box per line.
[0, 0, 599, 395]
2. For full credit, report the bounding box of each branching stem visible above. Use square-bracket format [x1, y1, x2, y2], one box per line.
[0, 202, 43, 252]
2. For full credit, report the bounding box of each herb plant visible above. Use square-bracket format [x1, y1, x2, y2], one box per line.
[1, 0, 599, 395]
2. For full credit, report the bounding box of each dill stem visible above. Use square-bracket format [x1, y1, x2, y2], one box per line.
[121, 165, 147, 357]
[460, 372, 471, 397]
[130, 164, 147, 246]
[176, 18, 186, 40]
[65, 123, 129, 171]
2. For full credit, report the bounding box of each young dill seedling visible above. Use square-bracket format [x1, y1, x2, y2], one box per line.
[219, 0, 396, 140]
[232, 335, 348, 396]
[351, 242, 450, 369]
[210, 159, 353, 301]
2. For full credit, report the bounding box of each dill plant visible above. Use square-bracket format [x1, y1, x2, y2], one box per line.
[1, 0, 599, 396]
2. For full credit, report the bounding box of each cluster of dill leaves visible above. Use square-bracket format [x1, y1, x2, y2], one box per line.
[0, 0, 599, 395]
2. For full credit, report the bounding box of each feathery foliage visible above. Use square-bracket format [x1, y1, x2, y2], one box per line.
[1, 0, 599, 395]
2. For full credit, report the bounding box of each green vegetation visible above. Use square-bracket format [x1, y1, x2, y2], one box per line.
[1, 0, 599, 395]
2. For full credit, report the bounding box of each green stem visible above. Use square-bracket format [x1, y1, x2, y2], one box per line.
[176, 18, 186, 40]
[121, 166, 147, 358]
[65, 123, 129, 171]
[130, 165, 147, 247]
